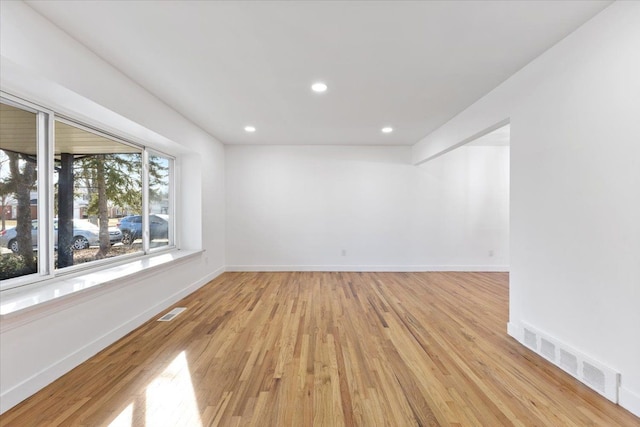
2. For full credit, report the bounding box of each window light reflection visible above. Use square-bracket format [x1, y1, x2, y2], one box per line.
[145, 351, 202, 427]
[107, 351, 202, 427]
[108, 403, 133, 427]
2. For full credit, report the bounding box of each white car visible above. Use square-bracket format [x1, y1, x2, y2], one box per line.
[0, 219, 101, 253]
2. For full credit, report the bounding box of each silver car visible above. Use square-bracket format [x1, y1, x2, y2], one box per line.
[108, 227, 123, 244]
[0, 219, 101, 252]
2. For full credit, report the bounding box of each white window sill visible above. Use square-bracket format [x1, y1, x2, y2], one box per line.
[0, 249, 203, 329]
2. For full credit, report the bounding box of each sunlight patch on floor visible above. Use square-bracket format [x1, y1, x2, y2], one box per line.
[108, 403, 133, 427]
[107, 351, 202, 427]
[145, 351, 203, 427]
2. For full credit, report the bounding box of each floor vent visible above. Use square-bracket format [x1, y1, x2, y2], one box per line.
[158, 307, 186, 322]
[518, 322, 620, 403]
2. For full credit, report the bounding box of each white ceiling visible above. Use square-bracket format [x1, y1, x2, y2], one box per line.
[26, 0, 610, 146]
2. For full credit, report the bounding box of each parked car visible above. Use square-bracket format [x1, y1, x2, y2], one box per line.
[0, 219, 101, 253]
[109, 226, 123, 244]
[117, 214, 168, 244]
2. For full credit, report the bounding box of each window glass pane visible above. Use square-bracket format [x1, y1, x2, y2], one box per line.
[54, 120, 142, 270]
[0, 102, 39, 280]
[149, 154, 172, 248]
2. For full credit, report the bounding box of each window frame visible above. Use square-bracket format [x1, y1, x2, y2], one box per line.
[0, 93, 177, 292]
[147, 149, 175, 252]
[0, 95, 50, 285]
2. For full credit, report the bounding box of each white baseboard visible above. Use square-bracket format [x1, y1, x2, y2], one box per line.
[619, 386, 640, 418]
[0, 266, 224, 414]
[509, 321, 620, 404]
[226, 264, 509, 272]
[507, 321, 521, 339]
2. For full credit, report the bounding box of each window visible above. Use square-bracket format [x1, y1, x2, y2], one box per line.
[148, 153, 173, 249]
[54, 119, 143, 270]
[0, 96, 176, 289]
[0, 102, 40, 280]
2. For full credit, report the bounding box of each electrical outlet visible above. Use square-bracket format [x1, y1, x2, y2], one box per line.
[488, 250, 494, 257]
[341, 249, 347, 256]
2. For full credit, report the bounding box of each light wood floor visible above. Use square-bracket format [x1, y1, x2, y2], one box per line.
[2, 272, 638, 426]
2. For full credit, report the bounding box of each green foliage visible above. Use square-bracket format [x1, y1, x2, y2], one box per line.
[0, 174, 16, 198]
[148, 155, 169, 204]
[0, 254, 37, 280]
[74, 153, 144, 215]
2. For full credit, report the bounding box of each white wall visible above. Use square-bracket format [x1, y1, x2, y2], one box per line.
[226, 144, 509, 271]
[0, 1, 225, 413]
[413, 1, 640, 416]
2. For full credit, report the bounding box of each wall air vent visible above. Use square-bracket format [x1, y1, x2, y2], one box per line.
[157, 307, 186, 322]
[540, 338, 555, 360]
[584, 362, 606, 394]
[516, 322, 620, 403]
[560, 349, 578, 376]
[524, 328, 537, 349]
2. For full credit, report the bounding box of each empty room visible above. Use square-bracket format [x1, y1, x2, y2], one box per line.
[1, 1, 639, 426]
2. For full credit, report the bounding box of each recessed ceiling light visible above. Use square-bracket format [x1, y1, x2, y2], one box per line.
[311, 82, 328, 93]
[381, 127, 393, 134]
[244, 125, 256, 133]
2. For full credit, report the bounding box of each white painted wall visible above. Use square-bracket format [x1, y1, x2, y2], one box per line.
[0, 1, 225, 413]
[413, 1, 640, 416]
[226, 144, 509, 271]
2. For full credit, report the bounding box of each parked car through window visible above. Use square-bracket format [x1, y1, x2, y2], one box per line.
[0, 219, 108, 252]
[117, 214, 168, 245]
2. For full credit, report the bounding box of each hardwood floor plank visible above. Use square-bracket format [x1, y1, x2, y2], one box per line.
[2, 272, 638, 426]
